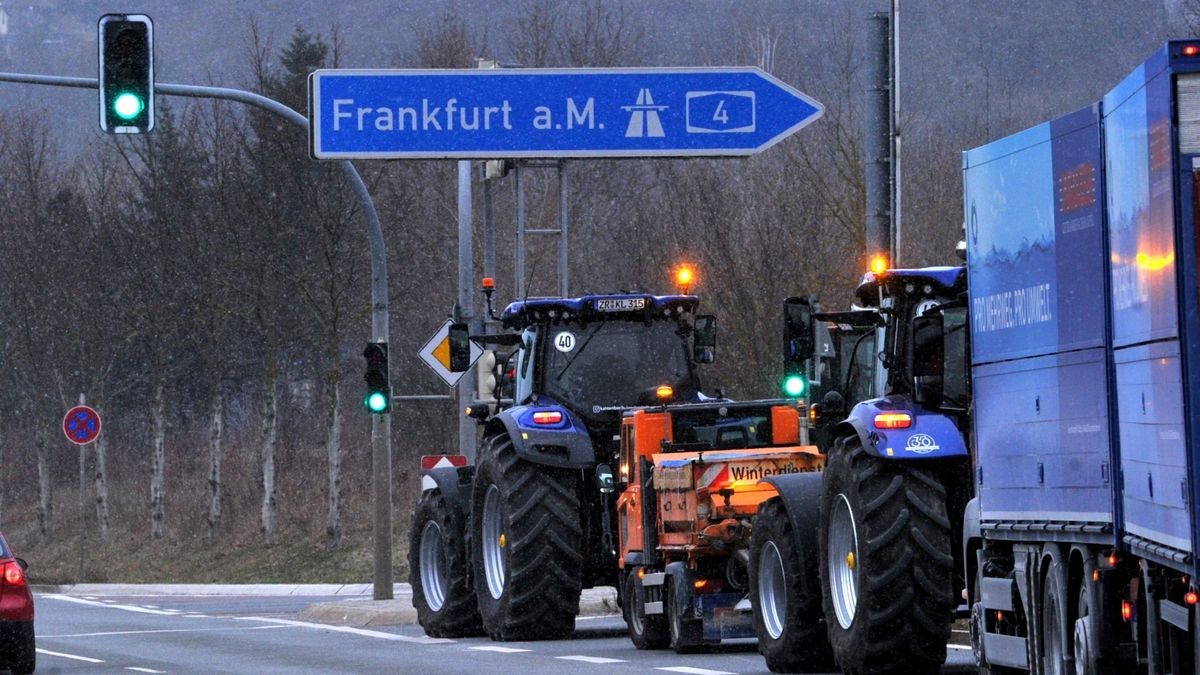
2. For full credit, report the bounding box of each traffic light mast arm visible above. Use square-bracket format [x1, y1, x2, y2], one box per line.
[0, 71, 390, 345]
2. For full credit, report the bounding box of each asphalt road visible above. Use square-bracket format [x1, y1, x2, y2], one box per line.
[32, 591, 979, 673]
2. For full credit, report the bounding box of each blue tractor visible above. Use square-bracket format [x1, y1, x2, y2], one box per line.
[409, 292, 717, 640]
[751, 266, 970, 673]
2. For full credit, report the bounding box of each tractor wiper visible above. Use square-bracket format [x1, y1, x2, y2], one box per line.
[556, 323, 608, 381]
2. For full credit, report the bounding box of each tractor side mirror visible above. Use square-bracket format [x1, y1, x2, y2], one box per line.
[694, 315, 717, 364]
[596, 464, 615, 494]
[448, 322, 471, 372]
[783, 296, 817, 364]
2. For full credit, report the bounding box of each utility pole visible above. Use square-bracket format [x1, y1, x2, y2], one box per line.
[457, 160, 477, 462]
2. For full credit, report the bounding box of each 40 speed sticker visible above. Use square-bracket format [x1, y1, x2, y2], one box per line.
[554, 331, 576, 352]
[904, 433, 940, 454]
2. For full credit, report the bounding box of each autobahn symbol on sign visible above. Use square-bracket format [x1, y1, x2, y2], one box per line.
[63, 405, 102, 445]
[418, 319, 483, 387]
[309, 67, 823, 159]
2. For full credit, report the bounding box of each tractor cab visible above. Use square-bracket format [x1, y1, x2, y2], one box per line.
[491, 293, 715, 426]
[852, 266, 969, 412]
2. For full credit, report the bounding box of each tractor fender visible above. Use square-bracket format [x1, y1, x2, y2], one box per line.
[421, 465, 475, 521]
[843, 396, 968, 460]
[758, 472, 823, 599]
[485, 404, 598, 469]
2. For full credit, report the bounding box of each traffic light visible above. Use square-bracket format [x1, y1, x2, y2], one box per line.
[99, 14, 154, 133]
[782, 372, 808, 398]
[363, 342, 390, 414]
[476, 350, 497, 403]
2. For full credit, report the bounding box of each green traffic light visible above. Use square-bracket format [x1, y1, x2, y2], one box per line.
[365, 391, 389, 413]
[783, 374, 807, 398]
[113, 92, 144, 120]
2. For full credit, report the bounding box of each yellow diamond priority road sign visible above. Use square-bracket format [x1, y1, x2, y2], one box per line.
[418, 319, 483, 387]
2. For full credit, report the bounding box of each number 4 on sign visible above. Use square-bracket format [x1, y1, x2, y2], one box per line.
[713, 100, 728, 124]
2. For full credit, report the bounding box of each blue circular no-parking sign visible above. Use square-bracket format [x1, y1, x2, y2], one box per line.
[63, 405, 102, 445]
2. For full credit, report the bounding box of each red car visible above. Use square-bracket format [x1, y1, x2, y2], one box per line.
[0, 534, 33, 674]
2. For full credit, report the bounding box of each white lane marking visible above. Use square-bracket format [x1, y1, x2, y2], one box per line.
[469, 646, 532, 653]
[573, 615, 619, 621]
[43, 594, 179, 615]
[656, 668, 735, 675]
[947, 644, 972, 650]
[126, 668, 165, 673]
[36, 648, 104, 663]
[557, 655, 627, 664]
[235, 616, 453, 645]
[42, 625, 295, 638]
[952, 628, 970, 634]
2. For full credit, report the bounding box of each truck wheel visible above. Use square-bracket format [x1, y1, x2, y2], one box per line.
[667, 583, 705, 654]
[971, 566, 992, 675]
[750, 497, 834, 672]
[1042, 563, 1069, 675]
[471, 431, 582, 640]
[819, 437, 954, 674]
[408, 489, 483, 637]
[1074, 584, 1099, 675]
[624, 570, 669, 649]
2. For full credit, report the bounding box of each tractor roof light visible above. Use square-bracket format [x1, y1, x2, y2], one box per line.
[674, 264, 696, 294]
[656, 385, 675, 402]
[869, 254, 889, 276]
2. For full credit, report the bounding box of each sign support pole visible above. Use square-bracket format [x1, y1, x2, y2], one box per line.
[457, 161, 478, 463]
[77, 392, 86, 584]
[0, 71, 395, 600]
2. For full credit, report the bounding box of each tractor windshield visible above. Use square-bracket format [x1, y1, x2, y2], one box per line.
[542, 318, 696, 417]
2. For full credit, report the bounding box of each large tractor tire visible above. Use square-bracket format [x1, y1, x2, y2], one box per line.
[819, 436, 954, 674]
[471, 431, 583, 640]
[624, 569, 669, 649]
[408, 488, 483, 637]
[750, 497, 835, 673]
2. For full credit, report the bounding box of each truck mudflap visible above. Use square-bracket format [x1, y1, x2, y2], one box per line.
[841, 396, 968, 459]
[486, 405, 598, 469]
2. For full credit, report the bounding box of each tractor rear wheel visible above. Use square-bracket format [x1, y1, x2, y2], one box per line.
[819, 436, 954, 674]
[471, 431, 583, 640]
[750, 497, 834, 672]
[408, 488, 483, 637]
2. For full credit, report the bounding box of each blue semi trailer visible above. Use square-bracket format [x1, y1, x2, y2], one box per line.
[751, 41, 1200, 674]
[963, 40, 1200, 674]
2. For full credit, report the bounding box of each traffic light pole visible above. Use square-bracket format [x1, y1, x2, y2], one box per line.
[0, 72, 396, 601]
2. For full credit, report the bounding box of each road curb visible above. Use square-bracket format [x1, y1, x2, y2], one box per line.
[298, 586, 619, 627]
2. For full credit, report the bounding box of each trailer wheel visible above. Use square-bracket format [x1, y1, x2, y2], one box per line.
[1042, 564, 1070, 675]
[624, 570, 668, 649]
[819, 436, 954, 674]
[1074, 584, 1099, 675]
[471, 431, 582, 640]
[408, 489, 483, 637]
[667, 583, 705, 654]
[750, 497, 834, 672]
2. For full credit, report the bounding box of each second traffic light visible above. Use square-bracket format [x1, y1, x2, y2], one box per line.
[99, 14, 154, 134]
[363, 342, 390, 414]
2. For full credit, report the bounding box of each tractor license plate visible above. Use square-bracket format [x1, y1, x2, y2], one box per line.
[595, 298, 646, 312]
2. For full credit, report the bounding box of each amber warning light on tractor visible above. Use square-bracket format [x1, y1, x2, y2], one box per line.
[533, 411, 564, 425]
[869, 255, 889, 275]
[674, 264, 696, 293]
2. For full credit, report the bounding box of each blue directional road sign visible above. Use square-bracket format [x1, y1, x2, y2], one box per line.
[309, 68, 823, 159]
